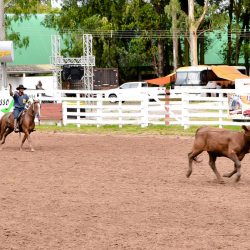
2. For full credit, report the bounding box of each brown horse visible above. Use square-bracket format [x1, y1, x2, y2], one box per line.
[0, 100, 40, 151]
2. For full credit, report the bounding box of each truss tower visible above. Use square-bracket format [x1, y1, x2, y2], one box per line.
[51, 34, 95, 90]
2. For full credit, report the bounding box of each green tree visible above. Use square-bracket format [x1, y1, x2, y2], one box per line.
[216, 0, 249, 73]
[165, 0, 186, 70]
[233, 0, 249, 69]
[121, 0, 172, 77]
[165, 0, 227, 68]
[43, 0, 125, 66]
[44, 0, 173, 80]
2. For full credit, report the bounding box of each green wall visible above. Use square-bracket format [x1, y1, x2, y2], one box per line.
[9, 14, 56, 65]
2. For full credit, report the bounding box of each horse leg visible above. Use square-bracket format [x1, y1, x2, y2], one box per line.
[0, 128, 12, 150]
[22, 132, 35, 152]
[208, 152, 224, 184]
[20, 133, 27, 151]
[27, 133, 35, 152]
[187, 149, 203, 178]
[0, 124, 6, 142]
[223, 163, 237, 178]
[2, 128, 12, 143]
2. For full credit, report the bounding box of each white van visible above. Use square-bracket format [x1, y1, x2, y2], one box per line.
[174, 65, 247, 90]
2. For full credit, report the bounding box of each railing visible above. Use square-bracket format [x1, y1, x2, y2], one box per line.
[166, 88, 250, 129]
[60, 90, 165, 128]
[23, 88, 250, 128]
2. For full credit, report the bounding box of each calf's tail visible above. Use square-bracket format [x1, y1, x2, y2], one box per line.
[193, 156, 202, 163]
[189, 151, 202, 164]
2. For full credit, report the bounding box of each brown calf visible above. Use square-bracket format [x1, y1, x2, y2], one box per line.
[187, 126, 250, 183]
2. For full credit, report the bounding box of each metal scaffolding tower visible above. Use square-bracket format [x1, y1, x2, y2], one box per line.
[51, 34, 95, 90]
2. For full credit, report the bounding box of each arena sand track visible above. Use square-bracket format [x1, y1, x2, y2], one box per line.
[0, 132, 250, 250]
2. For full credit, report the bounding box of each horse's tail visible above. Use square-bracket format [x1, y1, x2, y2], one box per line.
[0, 113, 12, 140]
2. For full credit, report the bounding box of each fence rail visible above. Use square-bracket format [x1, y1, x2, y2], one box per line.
[24, 88, 250, 128]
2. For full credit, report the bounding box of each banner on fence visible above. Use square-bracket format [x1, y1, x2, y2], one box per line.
[228, 94, 250, 119]
[0, 92, 13, 118]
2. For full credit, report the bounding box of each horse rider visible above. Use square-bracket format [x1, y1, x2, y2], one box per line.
[9, 84, 29, 132]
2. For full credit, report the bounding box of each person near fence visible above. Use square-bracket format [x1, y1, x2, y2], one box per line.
[9, 84, 30, 132]
[36, 81, 44, 90]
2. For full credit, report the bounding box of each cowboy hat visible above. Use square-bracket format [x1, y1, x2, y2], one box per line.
[16, 84, 27, 90]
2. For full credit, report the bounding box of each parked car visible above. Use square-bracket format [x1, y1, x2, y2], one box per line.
[104, 81, 165, 103]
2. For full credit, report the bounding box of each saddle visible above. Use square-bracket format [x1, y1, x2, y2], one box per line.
[6, 110, 26, 131]
[18, 110, 26, 125]
[14, 110, 35, 132]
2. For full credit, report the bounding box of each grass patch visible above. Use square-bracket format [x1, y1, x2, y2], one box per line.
[36, 124, 243, 137]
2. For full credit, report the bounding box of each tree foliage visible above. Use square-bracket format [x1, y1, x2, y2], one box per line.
[3, 0, 250, 80]
[4, 0, 54, 48]
[43, 0, 173, 80]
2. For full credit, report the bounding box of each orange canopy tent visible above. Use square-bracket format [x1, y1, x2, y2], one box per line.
[211, 65, 250, 81]
[146, 65, 249, 86]
[146, 72, 176, 86]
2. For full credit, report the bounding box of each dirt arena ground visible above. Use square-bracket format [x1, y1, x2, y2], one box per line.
[0, 132, 250, 250]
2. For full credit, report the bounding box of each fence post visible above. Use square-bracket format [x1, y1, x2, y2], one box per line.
[57, 90, 62, 104]
[96, 93, 102, 128]
[62, 101, 67, 126]
[165, 88, 170, 125]
[141, 91, 149, 128]
[182, 89, 190, 130]
[219, 91, 223, 128]
[76, 93, 80, 128]
[118, 100, 122, 128]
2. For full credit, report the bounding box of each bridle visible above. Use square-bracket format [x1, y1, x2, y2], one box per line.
[29, 100, 41, 123]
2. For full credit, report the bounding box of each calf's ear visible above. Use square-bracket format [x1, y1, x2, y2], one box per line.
[242, 125, 249, 132]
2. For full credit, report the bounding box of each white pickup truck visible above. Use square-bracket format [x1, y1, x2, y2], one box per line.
[104, 81, 165, 102]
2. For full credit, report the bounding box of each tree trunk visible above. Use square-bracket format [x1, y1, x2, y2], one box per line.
[0, 0, 5, 40]
[172, 8, 178, 71]
[234, 1, 242, 65]
[188, 0, 198, 66]
[245, 46, 249, 76]
[184, 38, 189, 66]
[234, 34, 240, 65]
[0, 0, 6, 90]
[158, 39, 164, 77]
[199, 37, 205, 65]
[244, 11, 250, 75]
[189, 28, 198, 66]
[188, 0, 208, 66]
[235, 12, 248, 65]
[227, 0, 233, 65]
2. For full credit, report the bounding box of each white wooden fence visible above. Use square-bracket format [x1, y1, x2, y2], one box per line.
[25, 88, 250, 128]
[59, 90, 166, 127]
[166, 88, 250, 128]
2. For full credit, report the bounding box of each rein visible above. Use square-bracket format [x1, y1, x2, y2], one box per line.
[26, 101, 40, 121]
